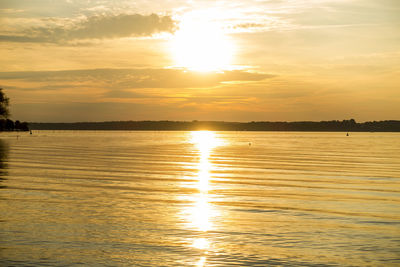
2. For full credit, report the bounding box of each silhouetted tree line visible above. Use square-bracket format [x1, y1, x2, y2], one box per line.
[29, 119, 400, 132]
[0, 119, 29, 131]
[0, 88, 30, 132]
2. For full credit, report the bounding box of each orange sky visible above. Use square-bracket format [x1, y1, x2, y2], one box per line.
[0, 0, 399, 122]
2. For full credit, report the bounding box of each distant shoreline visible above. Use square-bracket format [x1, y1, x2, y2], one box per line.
[28, 120, 400, 132]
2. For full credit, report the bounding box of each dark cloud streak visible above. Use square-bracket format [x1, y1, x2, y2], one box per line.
[0, 13, 176, 43]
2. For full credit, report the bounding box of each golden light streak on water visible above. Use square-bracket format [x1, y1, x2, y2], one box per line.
[193, 238, 210, 250]
[188, 131, 222, 264]
[196, 256, 207, 267]
[190, 195, 213, 232]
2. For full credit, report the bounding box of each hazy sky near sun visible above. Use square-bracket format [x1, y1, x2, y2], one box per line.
[0, 0, 399, 122]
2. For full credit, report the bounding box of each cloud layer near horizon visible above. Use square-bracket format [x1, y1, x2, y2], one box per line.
[0, 68, 272, 89]
[0, 68, 277, 122]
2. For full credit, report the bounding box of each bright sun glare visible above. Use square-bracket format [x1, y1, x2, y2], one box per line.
[191, 130, 221, 157]
[171, 11, 234, 72]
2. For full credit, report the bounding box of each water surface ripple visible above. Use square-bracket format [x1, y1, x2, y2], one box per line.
[0, 131, 399, 266]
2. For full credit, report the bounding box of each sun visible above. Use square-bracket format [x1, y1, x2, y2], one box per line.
[170, 11, 235, 72]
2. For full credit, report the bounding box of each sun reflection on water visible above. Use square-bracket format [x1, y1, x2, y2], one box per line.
[193, 238, 210, 250]
[187, 131, 222, 264]
[196, 256, 207, 267]
[191, 131, 222, 157]
[191, 196, 212, 232]
[191, 131, 222, 186]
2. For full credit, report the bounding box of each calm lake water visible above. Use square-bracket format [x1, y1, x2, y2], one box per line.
[0, 131, 399, 266]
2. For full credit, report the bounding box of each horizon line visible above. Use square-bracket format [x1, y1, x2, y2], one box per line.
[28, 119, 399, 124]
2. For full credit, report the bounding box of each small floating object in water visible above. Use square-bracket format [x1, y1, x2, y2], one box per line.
[346, 132, 349, 136]
[249, 142, 252, 146]
[30, 130, 32, 135]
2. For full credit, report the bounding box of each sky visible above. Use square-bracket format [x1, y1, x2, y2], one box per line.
[0, 0, 399, 122]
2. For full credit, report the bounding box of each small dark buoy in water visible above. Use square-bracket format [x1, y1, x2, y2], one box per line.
[30, 130, 32, 135]
[346, 132, 349, 136]
[249, 142, 252, 146]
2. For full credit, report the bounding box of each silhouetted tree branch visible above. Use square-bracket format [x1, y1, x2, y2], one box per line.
[0, 88, 10, 119]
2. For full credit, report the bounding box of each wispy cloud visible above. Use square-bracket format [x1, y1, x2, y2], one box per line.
[0, 68, 273, 89]
[0, 8, 24, 14]
[0, 13, 176, 43]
